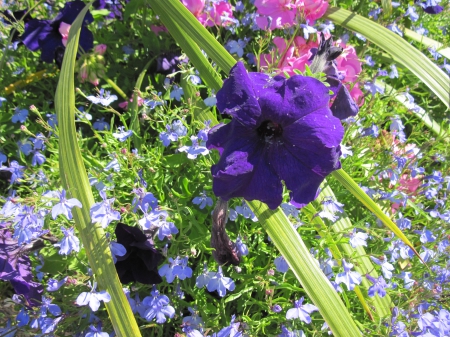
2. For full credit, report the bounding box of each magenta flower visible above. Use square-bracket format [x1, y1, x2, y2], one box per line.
[206, 62, 343, 209]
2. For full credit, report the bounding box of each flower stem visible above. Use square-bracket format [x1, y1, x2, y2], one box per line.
[102, 75, 128, 100]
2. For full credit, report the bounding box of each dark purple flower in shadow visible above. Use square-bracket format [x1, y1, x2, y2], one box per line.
[114, 223, 163, 285]
[156, 52, 189, 75]
[0, 224, 44, 307]
[416, 0, 444, 14]
[20, 1, 93, 63]
[206, 62, 343, 210]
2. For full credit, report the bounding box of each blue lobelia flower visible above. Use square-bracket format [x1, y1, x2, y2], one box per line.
[87, 89, 118, 106]
[112, 126, 133, 142]
[20, 1, 94, 63]
[158, 256, 193, 283]
[90, 191, 121, 228]
[56, 227, 80, 255]
[206, 62, 343, 210]
[286, 297, 319, 324]
[274, 256, 289, 273]
[335, 259, 362, 290]
[76, 282, 111, 312]
[366, 275, 388, 297]
[51, 189, 82, 220]
[142, 288, 175, 324]
[192, 190, 213, 209]
[206, 266, 235, 297]
[11, 107, 28, 123]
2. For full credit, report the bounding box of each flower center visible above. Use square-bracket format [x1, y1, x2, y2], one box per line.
[257, 120, 283, 143]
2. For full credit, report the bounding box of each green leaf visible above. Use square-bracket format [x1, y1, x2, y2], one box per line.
[376, 80, 449, 141]
[123, 0, 145, 21]
[404, 28, 450, 59]
[54, 3, 142, 337]
[324, 7, 450, 108]
[331, 169, 423, 263]
[248, 201, 361, 336]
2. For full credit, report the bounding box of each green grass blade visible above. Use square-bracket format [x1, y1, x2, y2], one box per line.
[317, 184, 392, 319]
[331, 169, 423, 263]
[248, 201, 361, 337]
[376, 80, 449, 141]
[324, 7, 450, 108]
[404, 28, 450, 59]
[147, 0, 235, 76]
[54, 3, 142, 337]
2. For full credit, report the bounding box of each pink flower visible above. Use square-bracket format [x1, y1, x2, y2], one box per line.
[398, 174, 421, 194]
[118, 96, 145, 110]
[203, 1, 234, 27]
[260, 36, 317, 75]
[255, 0, 300, 30]
[59, 22, 71, 47]
[335, 41, 362, 83]
[298, 0, 329, 23]
[94, 44, 107, 55]
[181, 0, 205, 17]
[348, 83, 364, 107]
[150, 25, 168, 35]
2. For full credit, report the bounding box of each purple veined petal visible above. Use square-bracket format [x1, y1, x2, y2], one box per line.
[216, 62, 262, 127]
[20, 20, 53, 51]
[38, 31, 64, 63]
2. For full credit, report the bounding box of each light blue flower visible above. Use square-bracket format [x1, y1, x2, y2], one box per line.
[51, 189, 82, 220]
[87, 89, 118, 106]
[112, 126, 133, 142]
[76, 282, 111, 312]
[56, 227, 80, 255]
[286, 297, 318, 323]
[206, 266, 235, 297]
[274, 256, 289, 273]
[335, 259, 362, 290]
[170, 85, 184, 101]
[12, 107, 28, 123]
[192, 191, 213, 209]
[178, 136, 209, 159]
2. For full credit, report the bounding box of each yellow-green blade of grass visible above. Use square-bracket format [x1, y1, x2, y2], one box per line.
[324, 7, 450, 108]
[248, 201, 361, 337]
[404, 28, 450, 59]
[54, 4, 142, 337]
[316, 184, 392, 318]
[331, 169, 422, 263]
[147, 0, 235, 76]
[376, 79, 449, 141]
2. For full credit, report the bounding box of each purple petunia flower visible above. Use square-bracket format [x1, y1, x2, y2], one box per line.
[286, 297, 319, 324]
[206, 62, 343, 209]
[114, 223, 162, 285]
[417, 0, 444, 14]
[20, 1, 94, 63]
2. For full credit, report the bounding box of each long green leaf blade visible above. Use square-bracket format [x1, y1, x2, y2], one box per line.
[248, 201, 361, 336]
[54, 4, 141, 337]
[324, 7, 450, 108]
[331, 169, 422, 263]
[404, 28, 450, 59]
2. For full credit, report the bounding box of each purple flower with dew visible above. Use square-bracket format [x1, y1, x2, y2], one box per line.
[138, 207, 168, 231]
[56, 227, 80, 255]
[46, 277, 67, 292]
[319, 20, 335, 34]
[335, 259, 362, 290]
[0, 161, 25, 185]
[93, 117, 110, 131]
[85, 323, 110, 337]
[349, 228, 368, 248]
[319, 249, 338, 279]
[196, 264, 214, 288]
[365, 55, 375, 67]
[286, 297, 318, 324]
[236, 236, 249, 256]
[90, 191, 121, 228]
[156, 53, 188, 75]
[192, 191, 213, 209]
[318, 198, 344, 222]
[377, 68, 388, 77]
[360, 123, 380, 138]
[387, 239, 414, 262]
[274, 256, 289, 273]
[228, 207, 238, 221]
[112, 126, 133, 142]
[366, 274, 388, 297]
[20, 0, 94, 63]
[386, 23, 403, 36]
[144, 92, 164, 110]
[159, 256, 193, 283]
[110, 241, 126, 264]
[182, 306, 204, 331]
[204, 94, 217, 107]
[32, 316, 63, 334]
[159, 120, 187, 147]
[179, 136, 209, 159]
[114, 223, 162, 284]
[414, 23, 429, 35]
[354, 32, 366, 41]
[76, 282, 111, 312]
[417, 0, 444, 14]
[207, 266, 236, 297]
[87, 89, 118, 106]
[51, 189, 82, 220]
[235, 201, 258, 221]
[17, 308, 30, 327]
[11, 108, 28, 123]
[206, 62, 343, 209]
[434, 309, 450, 336]
[398, 271, 415, 290]
[170, 85, 184, 101]
[142, 288, 175, 323]
[428, 46, 441, 60]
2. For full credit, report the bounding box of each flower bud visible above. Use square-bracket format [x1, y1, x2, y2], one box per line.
[94, 44, 107, 55]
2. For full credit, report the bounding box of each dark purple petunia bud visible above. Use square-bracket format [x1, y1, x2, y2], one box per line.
[0, 225, 44, 307]
[20, 1, 94, 64]
[114, 223, 163, 285]
[207, 62, 344, 210]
